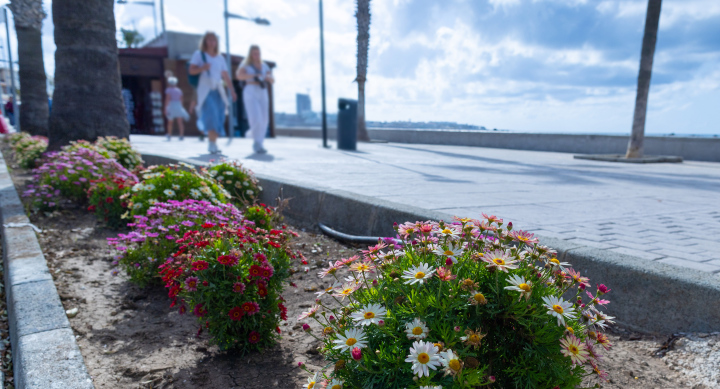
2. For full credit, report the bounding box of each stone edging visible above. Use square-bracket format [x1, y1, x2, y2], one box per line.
[0, 150, 94, 389]
[142, 152, 720, 335]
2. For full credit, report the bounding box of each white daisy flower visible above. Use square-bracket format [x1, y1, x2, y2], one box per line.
[305, 373, 318, 389]
[547, 256, 571, 270]
[209, 170, 218, 177]
[435, 225, 461, 240]
[243, 181, 249, 186]
[171, 184, 180, 190]
[148, 198, 158, 205]
[351, 304, 387, 326]
[333, 327, 368, 352]
[404, 340, 441, 377]
[328, 379, 344, 389]
[405, 318, 429, 340]
[439, 348, 463, 377]
[482, 249, 519, 272]
[234, 181, 242, 188]
[223, 171, 233, 176]
[131, 183, 144, 192]
[504, 274, 533, 300]
[432, 241, 465, 264]
[132, 202, 143, 209]
[402, 263, 436, 285]
[190, 188, 202, 198]
[163, 189, 175, 197]
[542, 296, 576, 327]
[246, 189, 254, 195]
[144, 184, 156, 191]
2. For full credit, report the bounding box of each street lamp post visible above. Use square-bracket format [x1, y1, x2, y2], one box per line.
[117, 0, 159, 39]
[223, 4, 270, 144]
[319, 0, 328, 148]
[2, 7, 19, 131]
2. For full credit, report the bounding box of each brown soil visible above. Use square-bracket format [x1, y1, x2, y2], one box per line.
[3, 149, 713, 389]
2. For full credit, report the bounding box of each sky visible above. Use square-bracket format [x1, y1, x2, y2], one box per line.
[1, 0, 718, 134]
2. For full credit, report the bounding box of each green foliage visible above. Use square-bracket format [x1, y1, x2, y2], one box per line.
[87, 176, 136, 229]
[300, 217, 613, 389]
[159, 225, 296, 352]
[243, 204, 275, 229]
[204, 161, 261, 206]
[11, 134, 48, 168]
[120, 28, 144, 48]
[128, 164, 229, 217]
[96, 136, 143, 170]
[62, 139, 114, 160]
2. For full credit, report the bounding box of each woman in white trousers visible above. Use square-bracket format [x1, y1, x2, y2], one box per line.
[236, 45, 273, 154]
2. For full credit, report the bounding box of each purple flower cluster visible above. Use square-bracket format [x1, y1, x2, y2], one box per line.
[23, 148, 137, 210]
[107, 199, 245, 286]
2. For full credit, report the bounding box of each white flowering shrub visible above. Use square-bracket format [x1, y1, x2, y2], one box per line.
[203, 160, 261, 206]
[299, 215, 613, 389]
[128, 164, 228, 217]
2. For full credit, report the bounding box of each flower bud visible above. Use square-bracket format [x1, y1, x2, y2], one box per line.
[351, 347, 362, 361]
[507, 222, 513, 231]
[328, 315, 336, 322]
[489, 376, 496, 383]
[302, 323, 311, 332]
[297, 361, 304, 367]
[378, 319, 385, 327]
[454, 326, 461, 332]
[372, 279, 378, 286]
[445, 258, 454, 267]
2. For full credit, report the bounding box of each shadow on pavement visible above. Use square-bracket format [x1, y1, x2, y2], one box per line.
[245, 153, 275, 162]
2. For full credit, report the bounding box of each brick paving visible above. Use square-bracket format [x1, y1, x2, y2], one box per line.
[131, 135, 720, 275]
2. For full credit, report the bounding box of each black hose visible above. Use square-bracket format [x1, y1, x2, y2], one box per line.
[318, 223, 384, 245]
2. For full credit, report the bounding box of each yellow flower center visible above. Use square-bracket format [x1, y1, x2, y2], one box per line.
[364, 312, 375, 319]
[493, 258, 505, 265]
[469, 334, 480, 343]
[550, 258, 560, 265]
[407, 228, 415, 233]
[518, 283, 531, 292]
[442, 228, 452, 234]
[569, 345, 579, 354]
[342, 288, 353, 295]
[449, 359, 461, 371]
[418, 352, 430, 364]
[412, 327, 423, 335]
[553, 304, 564, 314]
[307, 383, 315, 389]
[345, 338, 357, 346]
[444, 250, 454, 256]
[474, 293, 486, 303]
[415, 271, 426, 279]
[566, 327, 574, 335]
[331, 385, 341, 389]
[518, 236, 529, 241]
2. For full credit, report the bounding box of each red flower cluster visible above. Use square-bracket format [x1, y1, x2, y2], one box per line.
[218, 255, 239, 266]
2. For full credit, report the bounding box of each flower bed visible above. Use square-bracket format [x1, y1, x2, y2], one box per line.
[203, 160, 261, 206]
[299, 217, 614, 388]
[108, 199, 244, 286]
[6, 132, 48, 168]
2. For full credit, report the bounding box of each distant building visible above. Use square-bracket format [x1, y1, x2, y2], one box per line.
[296, 93, 311, 116]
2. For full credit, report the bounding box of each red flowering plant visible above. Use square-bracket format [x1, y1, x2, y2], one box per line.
[108, 199, 244, 287]
[87, 175, 137, 228]
[243, 203, 276, 229]
[159, 223, 298, 352]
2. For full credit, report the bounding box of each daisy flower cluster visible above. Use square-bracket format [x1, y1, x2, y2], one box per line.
[127, 164, 229, 216]
[7, 132, 48, 169]
[107, 199, 244, 286]
[87, 175, 138, 228]
[95, 136, 144, 169]
[298, 215, 613, 388]
[157, 222, 298, 352]
[23, 147, 137, 210]
[203, 160, 261, 205]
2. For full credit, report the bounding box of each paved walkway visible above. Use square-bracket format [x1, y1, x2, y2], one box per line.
[131, 135, 720, 275]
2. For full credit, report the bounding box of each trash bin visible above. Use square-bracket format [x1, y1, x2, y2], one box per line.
[337, 98, 358, 151]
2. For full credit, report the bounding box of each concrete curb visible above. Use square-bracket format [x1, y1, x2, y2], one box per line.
[573, 154, 683, 163]
[141, 152, 720, 334]
[0, 150, 94, 389]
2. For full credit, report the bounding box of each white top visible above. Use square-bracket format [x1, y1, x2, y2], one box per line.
[190, 50, 229, 112]
[190, 50, 228, 84]
[242, 62, 271, 79]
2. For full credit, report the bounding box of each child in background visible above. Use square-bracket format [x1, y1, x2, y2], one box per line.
[164, 76, 190, 141]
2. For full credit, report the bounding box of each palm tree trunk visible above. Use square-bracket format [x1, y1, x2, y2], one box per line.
[9, 0, 49, 136]
[49, 0, 129, 150]
[626, 0, 662, 158]
[355, 0, 371, 142]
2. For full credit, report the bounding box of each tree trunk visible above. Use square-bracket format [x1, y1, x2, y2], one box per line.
[49, 0, 129, 150]
[626, 0, 662, 158]
[355, 0, 371, 142]
[9, 0, 49, 136]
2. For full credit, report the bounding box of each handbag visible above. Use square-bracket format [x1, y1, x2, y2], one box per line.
[187, 52, 208, 88]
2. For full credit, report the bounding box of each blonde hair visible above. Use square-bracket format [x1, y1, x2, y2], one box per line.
[199, 31, 220, 56]
[241, 45, 262, 68]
